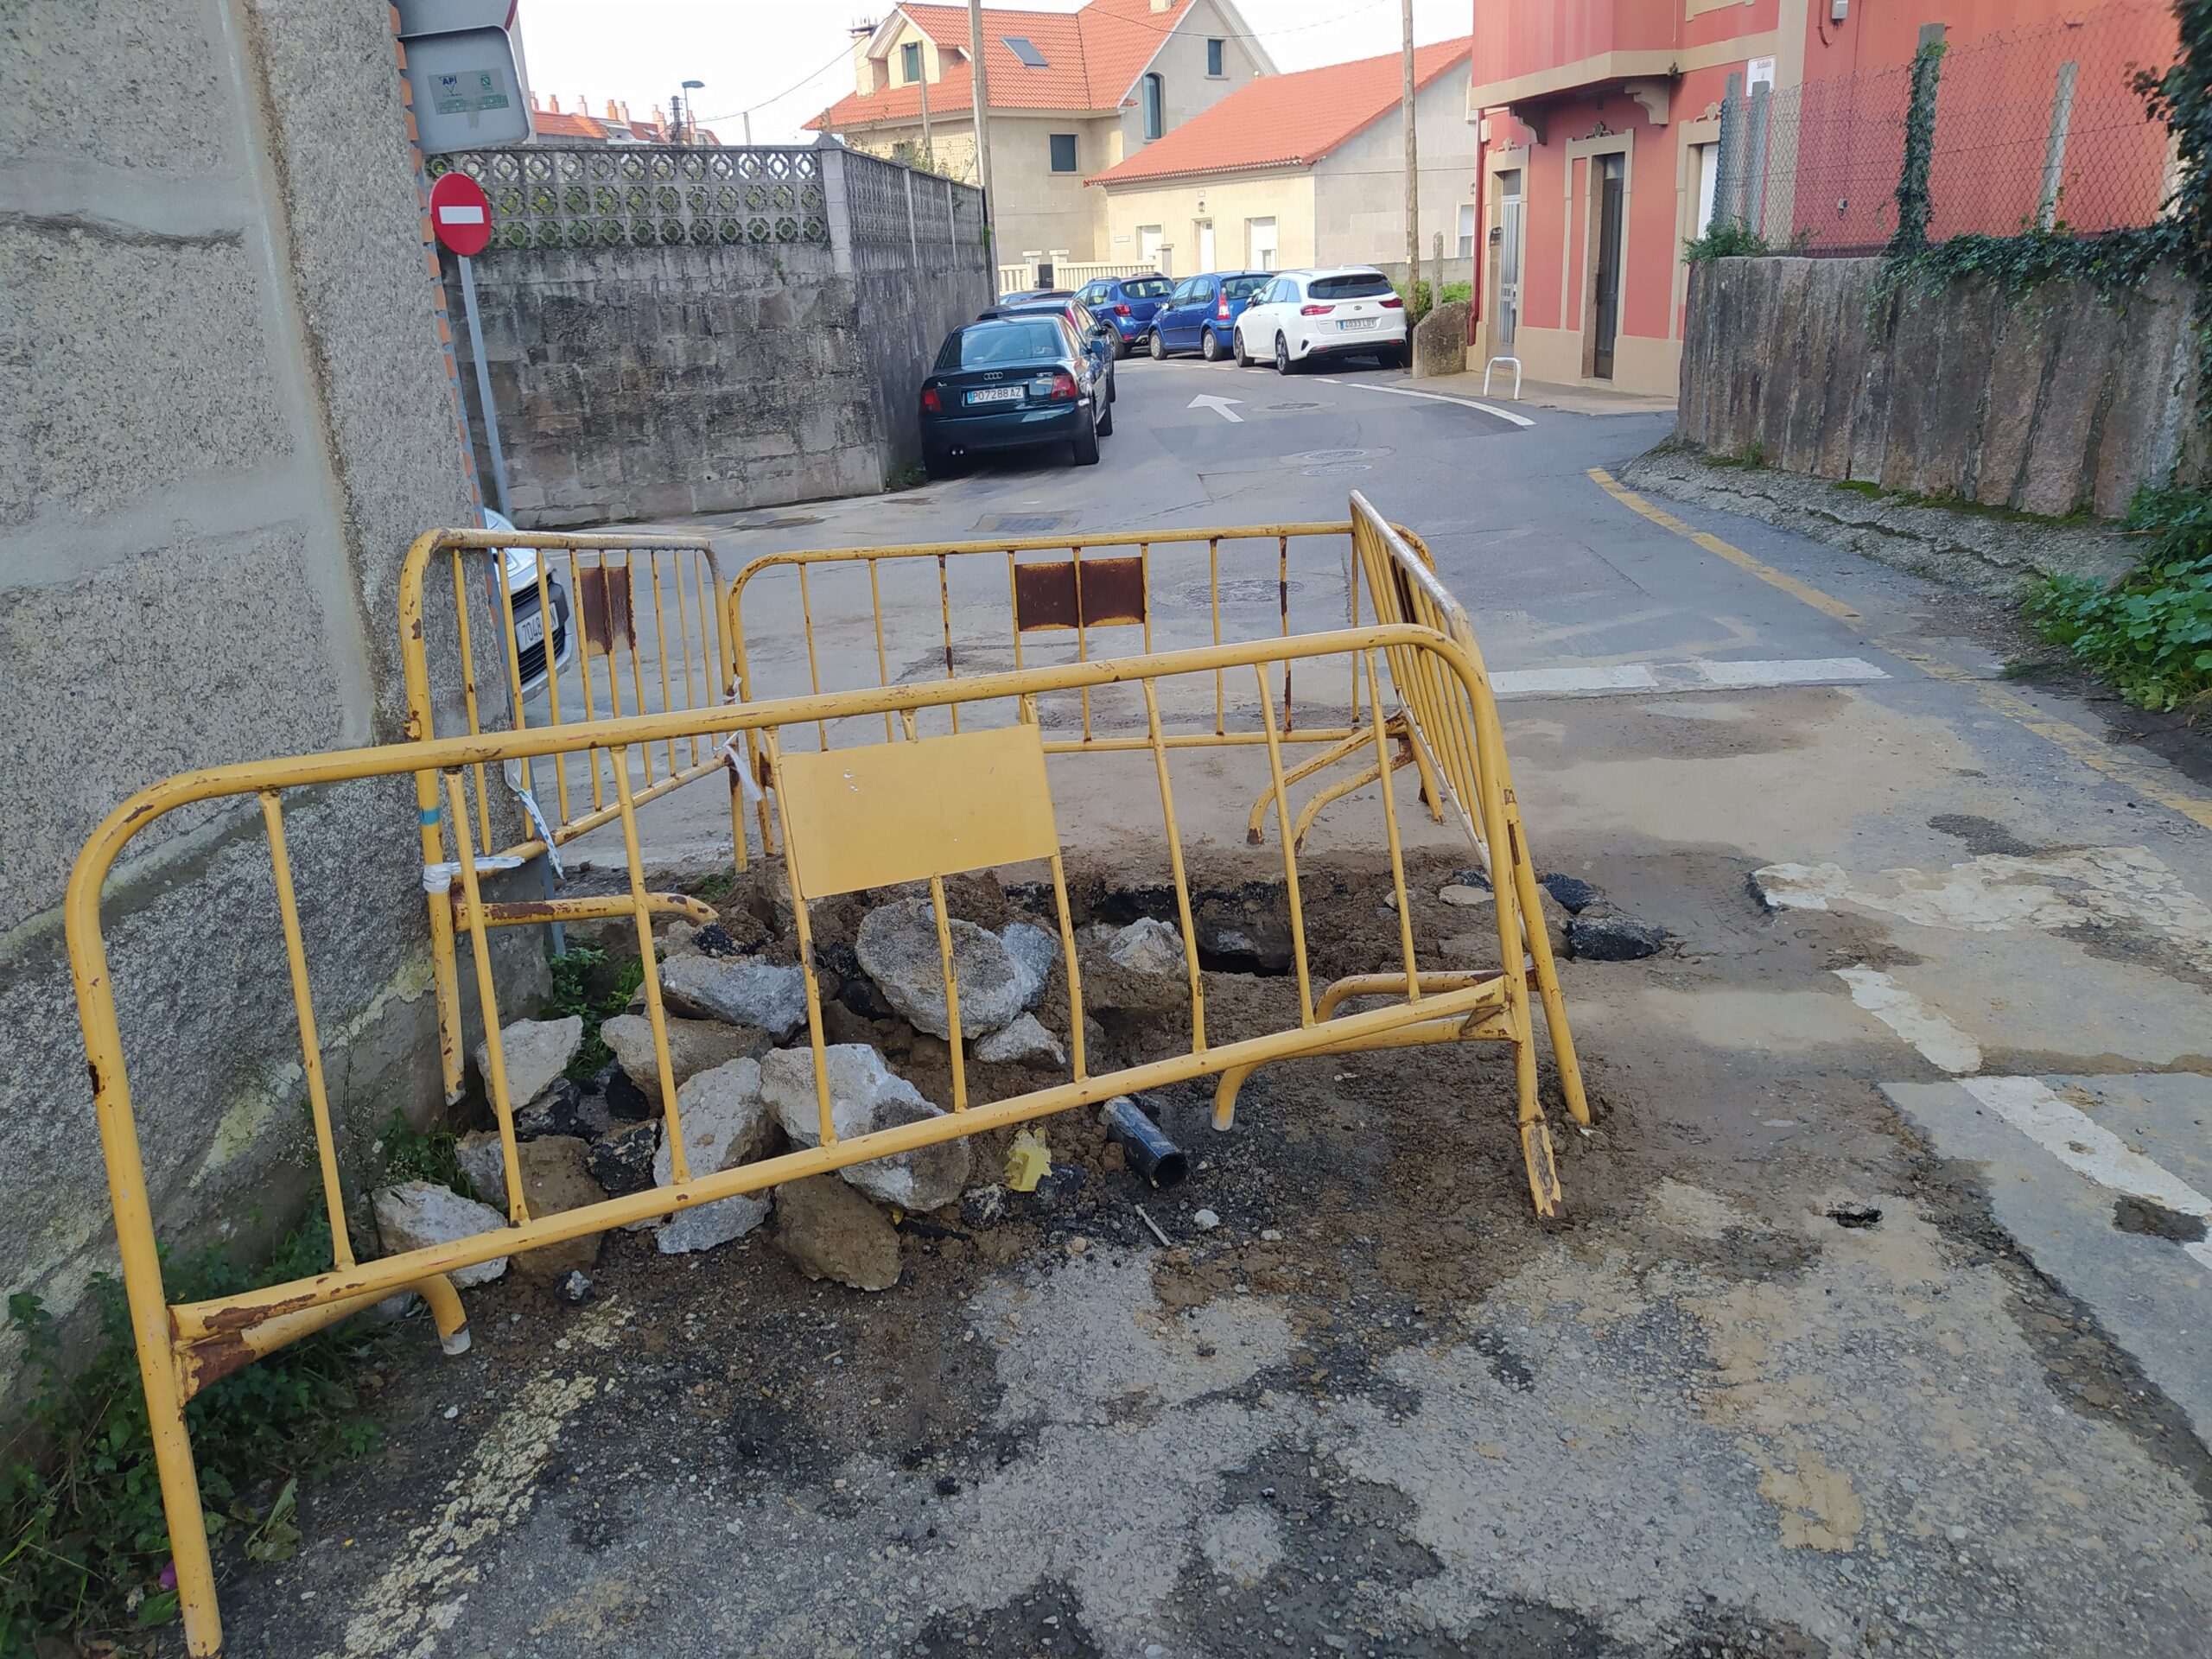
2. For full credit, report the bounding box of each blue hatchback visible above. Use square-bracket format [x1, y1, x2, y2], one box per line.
[1147, 271, 1272, 361]
[1074, 273, 1173, 357]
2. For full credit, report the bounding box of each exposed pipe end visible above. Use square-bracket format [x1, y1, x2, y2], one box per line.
[441, 1327, 474, 1357]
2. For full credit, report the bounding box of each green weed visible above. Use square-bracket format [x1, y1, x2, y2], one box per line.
[2024, 486, 2212, 714]
[1, 1217, 382, 1649]
[544, 944, 647, 1082]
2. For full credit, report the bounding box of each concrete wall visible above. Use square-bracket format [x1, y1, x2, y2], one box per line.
[454, 147, 991, 526]
[1099, 168, 1315, 276]
[1312, 73, 1483, 270]
[1678, 257, 2203, 519]
[0, 0, 524, 1386]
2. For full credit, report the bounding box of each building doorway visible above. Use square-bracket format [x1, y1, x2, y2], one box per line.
[1196, 219, 1216, 271]
[1246, 216, 1276, 270]
[1591, 153, 1624, 379]
[1496, 168, 1522, 350]
[1140, 224, 1164, 275]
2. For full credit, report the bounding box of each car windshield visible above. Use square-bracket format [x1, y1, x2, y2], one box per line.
[1122, 277, 1172, 298]
[1307, 272, 1394, 301]
[944, 320, 1068, 368]
[1223, 276, 1269, 301]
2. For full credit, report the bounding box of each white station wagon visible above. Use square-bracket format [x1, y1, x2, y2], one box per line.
[1233, 267, 1408, 373]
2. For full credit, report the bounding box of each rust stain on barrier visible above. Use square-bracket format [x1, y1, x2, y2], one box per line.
[1015, 555, 1147, 632]
[575, 563, 636, 655]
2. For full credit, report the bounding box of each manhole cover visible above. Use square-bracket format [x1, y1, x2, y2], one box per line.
[1267, 401, 1321, 411]
[978, 512, 1079, 534]
[1172, 576, 1309, 607]
[1298, 447, 1372, 463]
[1301, 463, 1372, 476]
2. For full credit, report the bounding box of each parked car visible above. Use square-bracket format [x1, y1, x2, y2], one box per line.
[994, 286, 1074, 307]
[1232, 268, 1408, 372]
[919, 314, 1111, 474]
[980, 296, 1119, 402]
[1147, 271, 1273, 361]
[485, 507, 572, 694]
[1074, 273, 1173, 356]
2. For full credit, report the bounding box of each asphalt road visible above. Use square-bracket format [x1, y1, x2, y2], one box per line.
[226, 351, 2212, 1658]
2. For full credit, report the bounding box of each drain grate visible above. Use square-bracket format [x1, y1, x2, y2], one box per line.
[978, 512, 1079, 534]
[1266, 401, 1321, 411]
[1297, 447, 1371, 463]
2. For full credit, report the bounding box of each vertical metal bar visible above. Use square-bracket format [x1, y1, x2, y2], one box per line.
[1363, 652, 1421, 1001]
[1022, 692, 1085, 1082]
[1140, 680, 1205, 1053]
[1138, 542, 1153, 655]
[624, 553, 652, 785]
[938, 552, 961, 734]
[929, 874, 969, 1111]
[259, 791, 355, 1269]
[798, 563, 827, 749]
[1346, 529, 1363, 730]
[766, 728, 836, 1147]
[455, 252, 512, 518]
[610, 745, 689, 1178]
[448, 553, 493, 850]
[1074, 544, 1092, 743]
[649, 556, 678, 776]
[871, 559, 895, 741]
[533, 555, 571, 823]
[572, 550, 605, 811]
[1278, 534, 1293, 731]
[1249, 669, 1315, 1028]
[672, 550, 702, 769]
[1209, 537, 1224, 736]
[444, 769, 528, 1224]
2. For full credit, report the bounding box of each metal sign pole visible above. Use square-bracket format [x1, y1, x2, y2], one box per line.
[454, 251, 511, 518]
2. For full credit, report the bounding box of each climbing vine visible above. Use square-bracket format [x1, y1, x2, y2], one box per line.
[1888, 36, 1947, 256]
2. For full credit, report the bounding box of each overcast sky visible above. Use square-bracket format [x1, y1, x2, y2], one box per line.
[518, 0, 1471, 143]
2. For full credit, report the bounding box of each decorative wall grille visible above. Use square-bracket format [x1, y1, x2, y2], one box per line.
[429, 147, 829, 249]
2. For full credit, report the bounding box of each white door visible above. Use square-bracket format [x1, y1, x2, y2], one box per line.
[1497, 172, 1524, 349]
[1247, 216, 1276, 270]
[1197, 219, 1216, 270]
[1694, 143, 1719, 237]
[1139, 224, 1163, 271]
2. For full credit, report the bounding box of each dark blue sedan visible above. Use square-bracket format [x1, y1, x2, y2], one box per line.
[1147, 271, 1272, 361]
[920, 315, 1110, 476]
[1074, 273, 1173, 356]
[979, 297, 1119, 403]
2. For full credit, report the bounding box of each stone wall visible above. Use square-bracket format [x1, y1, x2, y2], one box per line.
[1412, 300, 1471, 378]
[1678, 257, 2202, 519]
[443, 145, 991, 527]
[0, 0, 537, 1389]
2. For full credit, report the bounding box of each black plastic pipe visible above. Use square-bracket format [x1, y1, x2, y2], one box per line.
[1103, 1095, 1187, 1188]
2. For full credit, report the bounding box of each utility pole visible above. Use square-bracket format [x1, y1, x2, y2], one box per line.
[918, 54, 935, 170]
[968, 0, 995, 219]
[1402, 0, 1420, 318]
[742, 111, 753, 146]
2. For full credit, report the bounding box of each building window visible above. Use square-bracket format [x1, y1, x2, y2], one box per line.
[1247, 215, 1276, 270]
[1457, 203, 1476, 259]
[1206, 39, 1225, 77]
[901, 41, 922, 83]
[1003, 35, 1048, 68]
[1049, 133, 1078, 173]
[1693, 143, 1719, 237]
[1141, 73, 1164, 141]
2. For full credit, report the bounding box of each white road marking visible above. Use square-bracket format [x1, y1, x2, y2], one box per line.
[1491, 664, 1659, 696]
[1961, 1075, 2212, 1274]
[1487, 656, 1891, 700]
[1834, 965, 1982, 1074]
[1188, 393, 1244, 423]
[1699, 656, 1885, 687]
[1344, 379, 1536, 428]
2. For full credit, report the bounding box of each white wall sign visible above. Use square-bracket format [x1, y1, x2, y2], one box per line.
[404, 26, 531, 152]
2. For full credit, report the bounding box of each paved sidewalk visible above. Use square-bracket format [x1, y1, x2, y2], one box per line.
[1407, 366, 1677, 417]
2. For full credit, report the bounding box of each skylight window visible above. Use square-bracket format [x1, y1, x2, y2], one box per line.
[1002, 35, 1048, 68]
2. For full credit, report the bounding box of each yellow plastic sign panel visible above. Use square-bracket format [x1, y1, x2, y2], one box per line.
[778, 724, 1061, 900]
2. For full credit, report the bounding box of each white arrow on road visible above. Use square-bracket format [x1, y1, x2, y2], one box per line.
[1188, 393, 1244, 423]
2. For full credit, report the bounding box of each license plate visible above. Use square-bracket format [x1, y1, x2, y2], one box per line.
[514, 612, 546, 652]
[965, 386, 1023, 404]
[1339, 317, 1377, 331]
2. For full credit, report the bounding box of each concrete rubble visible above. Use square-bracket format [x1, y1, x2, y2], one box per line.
[760, 1043, 971, 1211]
[475, 1014, 582, 1107]
[774, 1174, 902, 1290]
[855, 896, 1027, 1038]
[371, 1181, 509, 1287]
[652, 1058, 774, 1254]
[658, 954, 808, 1037]
[975, 1012, 1066, 1066]
[601, 1011, 771, 1107]
[1104, 917, 1185, 975]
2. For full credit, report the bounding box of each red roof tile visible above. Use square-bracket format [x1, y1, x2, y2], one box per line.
[810, 0, 1198, 129]
[1088, 40, 1469, 185]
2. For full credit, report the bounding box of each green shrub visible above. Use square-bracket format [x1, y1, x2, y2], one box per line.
[1684, 219, 1812, 262]
[544, 943, 647, 1082]
[2, 1217, 381, 1647]
[2024, 486, 2212, 714]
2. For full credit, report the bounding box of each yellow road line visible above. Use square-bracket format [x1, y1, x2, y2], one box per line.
[1586, 467, 2212, 833]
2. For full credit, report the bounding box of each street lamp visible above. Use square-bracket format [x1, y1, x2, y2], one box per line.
[677, 79, 704, 144]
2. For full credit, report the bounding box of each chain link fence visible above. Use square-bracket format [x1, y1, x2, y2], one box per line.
[1713, 0, 2177, 256]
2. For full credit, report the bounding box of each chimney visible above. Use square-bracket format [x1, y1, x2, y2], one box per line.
[546, 93, 561, 113]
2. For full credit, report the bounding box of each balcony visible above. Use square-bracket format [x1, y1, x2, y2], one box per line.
[1471, 0, 1684, 113]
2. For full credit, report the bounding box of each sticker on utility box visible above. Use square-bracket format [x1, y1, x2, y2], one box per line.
[434, 70, 512, 116]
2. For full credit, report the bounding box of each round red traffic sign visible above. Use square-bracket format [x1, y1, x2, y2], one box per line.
[429, 170, 493, 257]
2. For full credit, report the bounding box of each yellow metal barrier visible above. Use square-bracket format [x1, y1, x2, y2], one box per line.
[397, 526, 738, 1101]
[71, 594, 1587, 1654]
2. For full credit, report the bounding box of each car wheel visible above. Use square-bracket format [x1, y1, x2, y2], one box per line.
[1114, 334, 1133, 359]
[1383, 345, 1408, 371]
[1234, 327, 1253, 368]
[923, 447, 952, 480]
[1200, 327, 1221, 362]
[1274, 334, 1294, 375]
[1108, 365, 1118, 403]
[1096, 389, 1115, 437]
[1071, 405, 1101, 466]
[1147, 329, 1167, 360]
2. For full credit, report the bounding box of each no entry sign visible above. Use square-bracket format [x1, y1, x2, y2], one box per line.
[429, 171, 493, 257]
